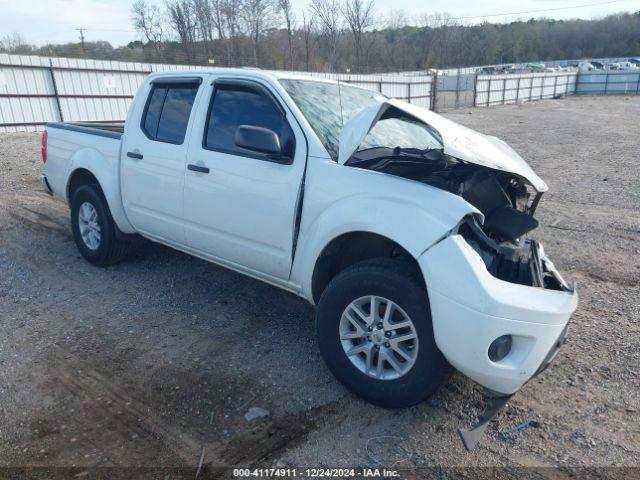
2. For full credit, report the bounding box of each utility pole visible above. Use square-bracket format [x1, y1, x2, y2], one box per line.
[76, 28, 87, 55]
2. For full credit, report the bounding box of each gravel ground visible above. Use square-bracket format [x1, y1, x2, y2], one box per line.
[0, 96, 638, 477]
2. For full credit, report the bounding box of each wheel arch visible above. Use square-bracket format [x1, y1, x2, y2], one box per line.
[66, 149, 135, 234]
[310, 231, 426, 304]
[291, 194, 469, 303]
[67, 168, 100, 202]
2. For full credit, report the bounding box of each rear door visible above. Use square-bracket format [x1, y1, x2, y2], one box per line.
[183, 78, 307, 280]
[121, 77, 202, 245]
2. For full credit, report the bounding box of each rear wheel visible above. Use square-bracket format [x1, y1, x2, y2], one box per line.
[316, 259, 449, 408]
[70, 184, 131, 266]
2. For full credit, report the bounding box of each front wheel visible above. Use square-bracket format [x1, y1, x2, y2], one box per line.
[316, 259, 449, 408]
[70, 184, 131, 266]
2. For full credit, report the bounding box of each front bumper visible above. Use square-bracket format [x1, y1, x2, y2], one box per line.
[419, 235, 577, 394]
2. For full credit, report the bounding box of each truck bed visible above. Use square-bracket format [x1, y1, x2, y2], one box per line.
[46, 122, 124, 139]
[43, 121, 124, 206]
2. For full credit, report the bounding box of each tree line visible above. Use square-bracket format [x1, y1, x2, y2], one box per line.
[1, 2, 639, 73]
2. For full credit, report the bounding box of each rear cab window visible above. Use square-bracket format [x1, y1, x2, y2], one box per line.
[141, 78, 201, 144]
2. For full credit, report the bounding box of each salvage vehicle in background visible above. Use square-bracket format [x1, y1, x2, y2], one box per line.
[40, 70, 577, 449]
[616, 61, 639, 70]
[578, 61, 598, 72]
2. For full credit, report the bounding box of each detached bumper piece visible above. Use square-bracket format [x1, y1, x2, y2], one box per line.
[459, 389, 513, 451]
[459, 323, 570, 450]
[40, 175, 53, 195]
[419, 234, 577, 449]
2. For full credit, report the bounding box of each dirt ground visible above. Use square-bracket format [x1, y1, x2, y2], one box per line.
[0, 96, 638, 478]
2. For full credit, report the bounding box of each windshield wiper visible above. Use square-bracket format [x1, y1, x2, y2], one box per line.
[392, 146, 444, 159]
[347, 146, 444, 165]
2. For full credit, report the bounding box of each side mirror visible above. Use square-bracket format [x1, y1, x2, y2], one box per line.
[235, 125, 282, 158]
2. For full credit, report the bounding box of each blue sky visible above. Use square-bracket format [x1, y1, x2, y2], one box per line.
[0, 0, 638, 47]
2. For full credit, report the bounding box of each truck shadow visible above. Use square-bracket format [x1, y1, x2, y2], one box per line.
[2, 194, 476, 469]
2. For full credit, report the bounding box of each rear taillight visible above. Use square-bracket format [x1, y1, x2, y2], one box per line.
[41, 130, 47, 163]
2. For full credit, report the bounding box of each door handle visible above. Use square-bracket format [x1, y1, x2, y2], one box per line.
[187, 164, 210, 174]
[127, 151, 143, 160]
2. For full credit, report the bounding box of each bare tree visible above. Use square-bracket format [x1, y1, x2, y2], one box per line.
[206, 0, 229, 64]
[210, 0, 227, 43]
[13, 12, 640, 71]
[382, 9, 407, 70]
[193, 0, 214, 56]
[420, 12, 459, 68]
[342, 0, 375, 71]
[311, 0, 342, 71]
[165, 0, 198, 61]
[301, 11, 315, 71]
[222, 0, 243, 65]
[241, 0, 275, 66]
[0, 33, 31, 53]
[191, 0, 229, 64]
[278, 0, 295, 69]
[131, 0, 165, 56]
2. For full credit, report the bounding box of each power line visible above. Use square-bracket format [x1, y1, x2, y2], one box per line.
[87, 28, 138, 33]
[17, 0, 636, 48]
[448, 0, 630, 21]
[75, 28, 87, 54]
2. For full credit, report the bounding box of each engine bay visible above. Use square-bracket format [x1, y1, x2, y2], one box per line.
[346, 147, 566, 291]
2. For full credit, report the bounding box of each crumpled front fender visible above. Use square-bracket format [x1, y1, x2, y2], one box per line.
[418, 234, 577, 394]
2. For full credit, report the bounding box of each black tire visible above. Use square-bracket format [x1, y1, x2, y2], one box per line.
[70, 184, 131, 266]
[316, 258, 449, 408]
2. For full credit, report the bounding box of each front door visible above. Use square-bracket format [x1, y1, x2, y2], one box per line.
[183, 79, 307, 280]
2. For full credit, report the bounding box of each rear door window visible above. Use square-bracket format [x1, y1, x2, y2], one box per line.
[142, 87, 166, 138]
[142, 83, 199, 144]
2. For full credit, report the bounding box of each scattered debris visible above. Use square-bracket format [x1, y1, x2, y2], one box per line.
[195, 446, 205, 478]
[498, 420, 540, 441]
[244, 407, 270, 422]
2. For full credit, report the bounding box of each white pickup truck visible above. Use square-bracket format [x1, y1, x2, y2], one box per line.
[41, 70, 577, 448]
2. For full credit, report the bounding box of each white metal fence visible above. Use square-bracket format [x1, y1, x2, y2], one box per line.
[474, 72, 578, 107]
[576, 70, 640, 95]
[1, 53, 638, 132]
[0, 54, 212, 132]
[0, 54, 433, 132]
[283, 70, 434, 109]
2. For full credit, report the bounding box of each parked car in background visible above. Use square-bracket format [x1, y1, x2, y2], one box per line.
[40, 70, 577, 450]
[629, 58, 640, 67]
[617, 61, 639, 70]
[526, 63, 546, 72]
[478, 66, 498, 75]
[493, 64, 515, 74]
[578, 61, 597, 72]
[590, 61, 605, 70]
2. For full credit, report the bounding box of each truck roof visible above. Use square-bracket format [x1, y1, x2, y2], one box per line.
[146, 68, 343, 85]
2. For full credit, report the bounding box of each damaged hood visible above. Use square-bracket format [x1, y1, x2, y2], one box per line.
[337, 98, 548, 192]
